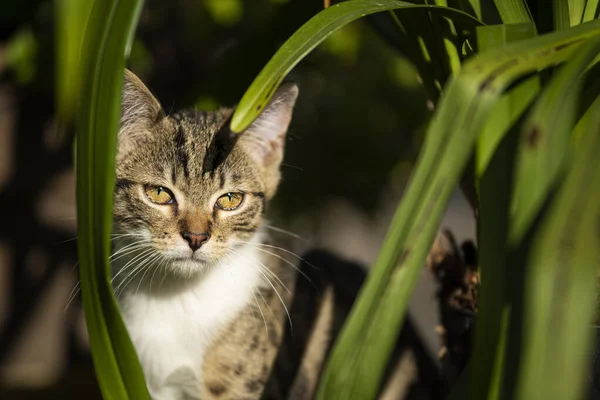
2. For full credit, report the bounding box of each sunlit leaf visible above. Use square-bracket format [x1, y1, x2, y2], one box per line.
[568, 0, 586, 26]
[475, 23, 538, 176]
[55, 0, 93, 121]
[230, 0, 482, 133]
[554, 0, 571, 30]
[515, 70, 600, 400]
[76, 0, 150, 398]
[319, 17, 600, 400]
[5, 28, 37, 84]
[493, 0, 533, 24]
[469, 22, 537, 400]
[510, 35, 600, 245]
[583, 0, 600, 22]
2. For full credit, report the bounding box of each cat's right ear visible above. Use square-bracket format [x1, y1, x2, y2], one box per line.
[119, 69, 164, 155]
[121, 69, 164, 128]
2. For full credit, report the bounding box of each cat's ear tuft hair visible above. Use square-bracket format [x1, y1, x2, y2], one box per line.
[118, 69, 164, 157]
[121, 69, 164, 129]
[241, 82, 298, 167]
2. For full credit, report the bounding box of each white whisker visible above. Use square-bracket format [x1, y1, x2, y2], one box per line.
[109, 242, 152, 262]
[255, 263, 293, 335]
[252, 246, 314, 287]
[116, 250, 160, 297]
[148, 254, 166, 293]
[263, 224, 308, 243]
[251, 288, 269, 339]
[64, 282, 81, 312]
[111, 248, 155, 284]
[232, 240, 318, 271]
[224, 247, 291, 295]
[135, 253, 163, 297]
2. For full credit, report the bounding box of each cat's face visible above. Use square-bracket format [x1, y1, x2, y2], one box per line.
[113, 70, 297, 276]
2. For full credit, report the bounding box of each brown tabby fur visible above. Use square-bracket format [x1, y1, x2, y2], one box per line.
[115, 70, 445, 400]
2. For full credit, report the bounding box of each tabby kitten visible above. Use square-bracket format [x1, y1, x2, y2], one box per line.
[112, 71, 446, 400]
[112, 70, 298, 399]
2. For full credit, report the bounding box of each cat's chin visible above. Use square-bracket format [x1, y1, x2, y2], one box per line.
[167, 257, 212, 277]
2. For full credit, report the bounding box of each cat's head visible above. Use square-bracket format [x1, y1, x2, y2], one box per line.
[113, 70, 298, 276]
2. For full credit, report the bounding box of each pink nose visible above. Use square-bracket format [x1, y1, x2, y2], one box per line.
[181, 231, 210, 251]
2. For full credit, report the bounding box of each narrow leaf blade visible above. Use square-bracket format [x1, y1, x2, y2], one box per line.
[76, 0, 150, 398]
[515, 89, 600, 400]
[554, 0, 571, 30]
[583, 0, 600, 22]
[493, 0, 533, 24]
[510, 36, 600, 244]
[319, 18, 600, 400]
[230, 0, 483, 133]
[470, 22, 537, 400]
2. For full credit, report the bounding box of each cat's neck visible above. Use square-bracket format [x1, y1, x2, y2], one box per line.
[113, 233, 268, 393]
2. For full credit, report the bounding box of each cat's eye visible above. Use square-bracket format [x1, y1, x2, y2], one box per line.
[215, 192, 244, 211]
[144, 185, 175, 205]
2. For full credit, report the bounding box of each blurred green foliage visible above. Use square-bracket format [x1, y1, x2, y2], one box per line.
[5, 28, 37, 84]
[6, 0, 597, 398]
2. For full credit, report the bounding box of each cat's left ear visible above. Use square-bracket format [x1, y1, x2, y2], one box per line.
[241, 83, 298, 167]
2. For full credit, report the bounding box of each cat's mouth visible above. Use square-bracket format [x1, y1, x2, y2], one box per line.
[169, 251, 213, 265]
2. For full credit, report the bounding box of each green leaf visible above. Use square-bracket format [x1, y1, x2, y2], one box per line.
[469, 22, 537, 400]
[554, 0, 571, 30]
[515, 80, 600, 400]
[465, 0, 483, 20]
[493, 0, 533, 24]
[509, 34, 600, 245]
[55, 0, 93, 121]
[567, 0, 587, 26]
[497, 36, 600, 400]
[475, 23, 538, 176]
[230, 0, 483, 133]
[568, 0, 586, 26]
[76, 0, 149, 399]
[368, 5, 482, 104]
[318, 18, 600, 400]
[475, 76, 539, 175]
[4, 28, 37, 84]
[583, 0, 600, 22]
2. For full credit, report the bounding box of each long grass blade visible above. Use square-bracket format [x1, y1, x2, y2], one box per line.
[554, 0, 572, 30]
[475, 23, 538, 176]
[228, 3, 600, 398]
[469, 22, 537, 400]
[510, 36, 600, 245]
[76, 0, 150, 398]
[568, 0, 586, 26]
[583, 0, 600, 22]
[515, 87, 600, 400]
[230, 0, 483, 133]
[493, 0, 533, 24]
[465, 0, 482, 20]
[55, 0, 93, 121]
[318, 19, 600, 400]
[494, 37, 600, 400]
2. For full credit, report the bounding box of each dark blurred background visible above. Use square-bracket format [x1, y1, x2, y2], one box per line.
[0, 0, 475, 398]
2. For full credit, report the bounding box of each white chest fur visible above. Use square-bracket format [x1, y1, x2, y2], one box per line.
[115, 243, 264, 400]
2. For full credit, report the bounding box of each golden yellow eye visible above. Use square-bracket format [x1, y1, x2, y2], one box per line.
[144, 185, 174, 205]
[216, 192, 244, 211]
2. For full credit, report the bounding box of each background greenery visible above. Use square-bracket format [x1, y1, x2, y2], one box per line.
[1, 0, 599, 399]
